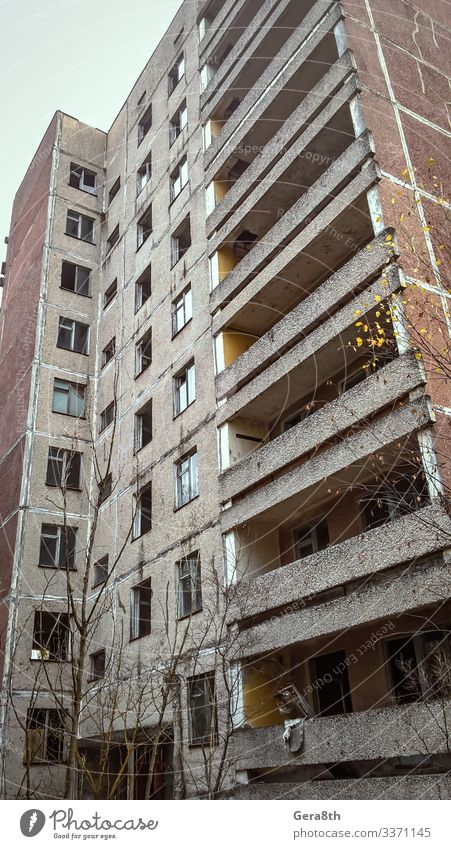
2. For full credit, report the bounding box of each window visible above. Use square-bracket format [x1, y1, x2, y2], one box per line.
[130, 577, 152, 639]
[26, 709, 65, 763]
[168, 54, 185, 95]
[138, 104, 152, 145]
[135, 265, 151, 311]
[102, 337, 116, 368]
[61, 261, 91, 296]
[169, 100, 188, 145]
[188, 673, 216, 746]
[293, 518, 329, 561]
[106, 224, 120, 252]
[135, 399, 152, 452]
[103, 279, 117, 309]
[99, 402, 115, 432]
[200, 62, 214, 93]
[57, 317, 89, 355]
[89, 649, 106, 682]
[386, 631, 451, 704]
[93, 555, 109, 588]
[172, 285, 192, 336]
[52, 378, 86, 417]
[135, 328, 152, 376]
[198, 16, 211, 40]
[108, 176, 120, 204]
[137, 206, 152, 249]
[170, 156, 188, 202]
[99, 473, 112, 504]
[46, 447, 82, 490]
[175, 449, 198, 508]
[133, 483, 152, 539]
[360, 475, 428, 531]
[66, 210, 95, 243]
[177, 552, 202, 618]
[174, 360, 195, 415]
[137, 152, 152, 194]
[32, 612, 69, 661]
[69, 163, 96, 194]
[39, 524, 77, 569]
[171, 216, 191, 266]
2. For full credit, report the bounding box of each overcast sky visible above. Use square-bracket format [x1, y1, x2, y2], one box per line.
[0, 0, 184, 262]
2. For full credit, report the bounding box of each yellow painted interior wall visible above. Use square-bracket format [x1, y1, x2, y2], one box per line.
[222, 331, 255, 366]
[243, 661, 284, 728]
[218, 245, 236, 282]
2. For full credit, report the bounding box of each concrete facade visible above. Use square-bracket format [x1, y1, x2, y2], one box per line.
[0, 0, 450, 800]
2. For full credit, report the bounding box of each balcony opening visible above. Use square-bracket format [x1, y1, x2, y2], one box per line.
[206, 19, 338, 158]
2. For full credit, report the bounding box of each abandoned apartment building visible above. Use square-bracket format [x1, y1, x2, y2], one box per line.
[0, 0, 450, 800]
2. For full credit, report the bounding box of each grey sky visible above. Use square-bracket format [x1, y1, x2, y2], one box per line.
[0, 0, 184, 263]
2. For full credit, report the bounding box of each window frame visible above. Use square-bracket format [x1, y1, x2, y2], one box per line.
[60, 260, 91, 297]
[46, 447, 82, 491]
[103, 279, 118, 310]
[39, 523, 77, 570]
[137, 206, 153, 250]
[65, 210, 95, 243]
[172, 284, 192, 336]
[174, 360, 196, 416]
[171, 216, 191, 267]
[137, 103, 152, 146]
[130, 577, 152, 639]
[170, 155, 189, 202]
[292, 518, 329, 561]
[32, 611, 70, 662]
[69, 163, 97, 195]
[177, 551, 202, 619]
[175, 448, 199, 509]
[188, 672, 216, 747]
[106, 223, 120, 253]
[169, 100, 188, 146]
[168, 53, 185, 95]
[108, 176, 121, 205]
[135, 265, 152, 312]
[99, 402, 115, 433]
[93, 555, 109, 588]
[135, 328, 152, 377]
[88, 649, 106, 682]
[57, 316, 90, 355]
[137, 152, 152, 194]
[52, 378, 86, 418]
[26, 708, 66, 764]
[101, 337, 116, 368]
[133, 483, 152, 539]
[134, 399, 153, 453]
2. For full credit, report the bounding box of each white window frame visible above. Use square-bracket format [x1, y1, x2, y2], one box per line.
[170, 156, 188, 202]
[172, 285, 192, 336]
[177, 552, 202, 618]
[175, 449, 199, 508]
[174, 361, 195, 415]
[57, 317, 89, 355]
[137, 153, 152, 194]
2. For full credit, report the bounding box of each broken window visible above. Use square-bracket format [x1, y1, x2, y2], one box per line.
[168, 54, 185, 95]
[135, 399, 152, 452]
[46, 447, 82, 490]
[66, 210, 95, 243]
[69, 163, 97, 194]
[99, 473, 112, 504]
[138, 104, 152, 145]
[89, 649, 106, 682]
[188, 673, 216, 745]
[135, 264, 152, 311]
[172, 284, 192, 336]
[26, 709, 65, 763]
[169, 100, 188, 145]
[386, 630, 451, 704]
[99, 402, 115, 432]
[135, 328, 152, 376]
[137, 152, 152, 194]
[360, 473, 428, 531]
[170, 155, 188, 202]
[103, 279, 118, 309]
[293, 518, 329, 561]
[52, 378, 86, 417]
[175, 449, 198, 508]
[60, 261, 91, 296]
[177, 551, 202, 618]
[133, 484, 152, 539]
[171, 216, 191, 267]
[57, 317, 89, 355]
[93, 555, 109, 588]
[174, 360, 195, 415]
[39, 524, 77, 569]
[108, 176, 120, 204]
[32, 612, 70, 661]
[102, 337, 115, 368]
[137, 206, 152, 249]
[106, 224, 120, 252]
[130, 577, 152, 639]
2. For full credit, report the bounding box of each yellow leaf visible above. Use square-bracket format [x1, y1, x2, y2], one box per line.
[356, 337, 363, 347]
[374, 294, 382, 302]
[354, 309, 362, 317]
[385, 234, 393, 242]
[415, 352, 422, 360]
[427, 157, 434, 166]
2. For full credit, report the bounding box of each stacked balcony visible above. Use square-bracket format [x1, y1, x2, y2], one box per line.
[202, 0, 450, 797]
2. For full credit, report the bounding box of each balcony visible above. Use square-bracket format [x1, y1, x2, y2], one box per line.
[204, 0, 343, 172]
[209, 132, 378, 313]
[226, 775, 451, 800]
[229, 700, 451, 772]
[215, 232, 398, 405]
[228, 501, 451, 620]
[206, 51, 357, 234]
